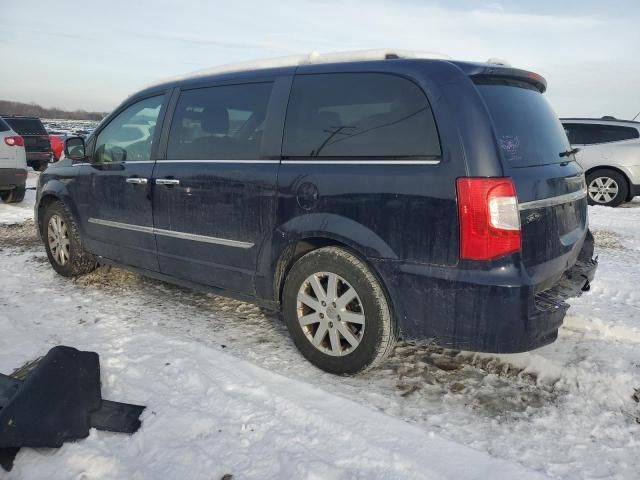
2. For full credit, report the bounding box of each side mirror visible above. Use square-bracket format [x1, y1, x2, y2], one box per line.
[64, 137, 86, 161]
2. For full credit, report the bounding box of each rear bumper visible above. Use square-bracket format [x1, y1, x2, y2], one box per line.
[373, 232, 597, 353]
[26, 151, 51, 164]
[0, 168, 27, 191]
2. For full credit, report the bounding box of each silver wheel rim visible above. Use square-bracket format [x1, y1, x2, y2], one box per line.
[588, 176, 619, 204]
[297, 272, 365, 356]
[47, 214, 70, 266]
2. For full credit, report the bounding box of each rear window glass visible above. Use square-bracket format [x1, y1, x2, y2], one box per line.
[3, 118, 47, 135]
[0, 118, 9, 133]
[563, 123, 639, 145]
[477, 83, 570, 168]
[283, 73, 441, 158]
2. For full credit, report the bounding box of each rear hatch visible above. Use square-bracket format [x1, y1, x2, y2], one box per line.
[475, 78, 588, 289]
[4, 118, 51, 153]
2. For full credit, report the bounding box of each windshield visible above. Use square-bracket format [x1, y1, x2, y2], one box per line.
[4, 118, 47, 135]
[477, 83, 570, 168]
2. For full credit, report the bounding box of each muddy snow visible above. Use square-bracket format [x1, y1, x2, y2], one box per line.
[0, 173, 638, 479]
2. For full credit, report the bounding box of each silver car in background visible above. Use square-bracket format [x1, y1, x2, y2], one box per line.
[562, 117, 640, 207]
[0, 117, 28, 204]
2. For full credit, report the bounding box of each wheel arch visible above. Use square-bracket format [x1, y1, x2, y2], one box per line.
[268, 234, 398, 336]
[36, 182, 82, 239]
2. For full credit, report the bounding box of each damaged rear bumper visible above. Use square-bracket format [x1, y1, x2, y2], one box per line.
[373, 232, 598, 354]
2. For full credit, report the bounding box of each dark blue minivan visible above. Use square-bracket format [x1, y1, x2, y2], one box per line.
[36, 51, 597, 374]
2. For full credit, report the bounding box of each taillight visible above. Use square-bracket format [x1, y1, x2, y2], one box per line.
[456, 177, 521, 260]
[4, 135, 24, 147]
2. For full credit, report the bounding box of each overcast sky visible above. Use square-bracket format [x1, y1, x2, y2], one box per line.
[1, 0, 638, 119]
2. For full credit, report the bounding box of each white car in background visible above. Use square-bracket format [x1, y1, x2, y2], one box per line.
[562, 117, 640, 207]
[0, 117, 28, 204]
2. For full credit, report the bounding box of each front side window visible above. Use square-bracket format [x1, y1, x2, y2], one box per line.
[283, 73, 441, 158]
[93, 95, 164, 163]
[166, 82, 273, 160]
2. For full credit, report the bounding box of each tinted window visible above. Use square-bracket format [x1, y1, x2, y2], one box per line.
[563, 123, 587, 144]
[4, 118, 47, 135]
[283, 73, 440, 158]
[167, 82, 273, 160]
[563, 123, 639, 145]
[477, 83, 570, 167]
[0, 118, 9, 133]
[93, 95, 164, 163]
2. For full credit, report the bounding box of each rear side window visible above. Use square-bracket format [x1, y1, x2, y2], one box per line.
[4, 118, 47, 135]
[166, 82, 273, 160]
[0, 118, 9, 133]
[563, 123, 639, 145]
[477, 83, 569, 168]
[283, 73, 441, 158]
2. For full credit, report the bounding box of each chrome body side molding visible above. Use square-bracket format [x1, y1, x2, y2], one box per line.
[87, 218, 254, 249]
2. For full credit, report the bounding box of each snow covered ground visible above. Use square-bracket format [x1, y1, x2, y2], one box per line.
[0, 172, 638, 479]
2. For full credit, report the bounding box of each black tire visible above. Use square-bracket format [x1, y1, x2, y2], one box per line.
[586, 169, 628, 207]
[282, 247, 395, 375]
[0, 186, 25, 204]
[34, 161, 48, 172]
[42, 201, 97, 277]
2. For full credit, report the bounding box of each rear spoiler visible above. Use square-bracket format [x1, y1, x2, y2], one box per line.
[452, 62, 547, 93]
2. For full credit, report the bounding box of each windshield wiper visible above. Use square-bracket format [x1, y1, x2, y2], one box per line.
[559, 147, 580, 158]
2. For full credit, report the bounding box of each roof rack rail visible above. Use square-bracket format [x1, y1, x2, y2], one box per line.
[142, 49, 450, 92]
[560, 117, 640, 124]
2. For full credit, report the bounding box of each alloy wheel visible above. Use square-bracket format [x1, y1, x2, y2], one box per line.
[588, 176, 619, 204]
[47, 214, 70, 265]
[297, 272, 365, 356]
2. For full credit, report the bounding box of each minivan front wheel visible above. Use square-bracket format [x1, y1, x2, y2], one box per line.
[282, 247, 395, 374]
[586, 169, 628, 207]
[43, 201, 97, 277]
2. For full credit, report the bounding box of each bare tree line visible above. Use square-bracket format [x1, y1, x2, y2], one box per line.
[0, 99, 107, 121]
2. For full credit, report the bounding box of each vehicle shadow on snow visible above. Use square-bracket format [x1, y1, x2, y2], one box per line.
[72, 263, 561, 418]
[3, 221, 559, 419]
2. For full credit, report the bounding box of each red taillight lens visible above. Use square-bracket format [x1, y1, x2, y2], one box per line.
[4, 135, 24, 147]
[456, 177, 521, 260]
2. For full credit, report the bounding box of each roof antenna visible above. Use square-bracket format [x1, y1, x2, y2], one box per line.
[632, 110, 640, 121]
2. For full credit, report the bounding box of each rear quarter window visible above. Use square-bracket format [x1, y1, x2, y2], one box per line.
[0, 118, 9, 133]
[283, 73, 441, 158]
[477, 82, 570, 168]
[3, 118, 47, 135]
[563, 123, 639, 145]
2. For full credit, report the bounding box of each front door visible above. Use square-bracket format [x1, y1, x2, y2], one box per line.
[152, 79, 287, 295]
[76, 94, 166, 271]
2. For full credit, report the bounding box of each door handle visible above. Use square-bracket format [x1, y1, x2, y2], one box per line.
[156, 178, 180, 186]
[126, 177, 148, 185]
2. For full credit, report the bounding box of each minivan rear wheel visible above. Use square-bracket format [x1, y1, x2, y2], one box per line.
[586, 169, 628, 207]
[43, 201, 97, 277]
[282, 247, 395, 374]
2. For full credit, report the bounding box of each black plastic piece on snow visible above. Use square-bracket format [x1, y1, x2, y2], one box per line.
[0, 346, 145, 471]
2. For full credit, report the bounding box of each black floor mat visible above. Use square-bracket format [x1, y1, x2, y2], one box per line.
[0, 346, 145, 471]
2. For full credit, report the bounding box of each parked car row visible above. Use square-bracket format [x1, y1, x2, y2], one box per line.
[36, 50, 598, 373]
